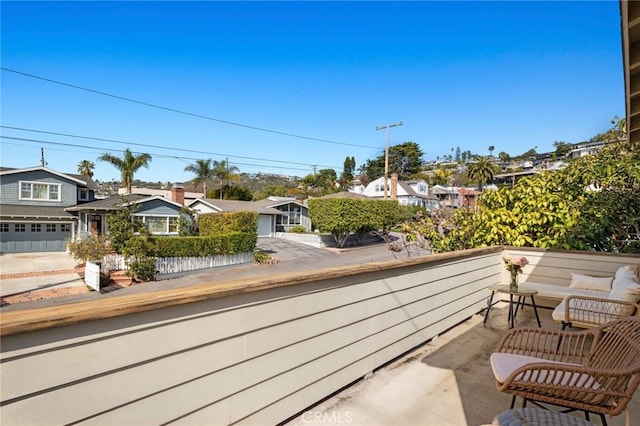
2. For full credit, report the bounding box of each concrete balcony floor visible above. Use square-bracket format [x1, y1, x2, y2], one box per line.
[286, 302, 640, 426]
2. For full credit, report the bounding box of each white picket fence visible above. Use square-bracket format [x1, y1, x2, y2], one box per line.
[100, 252, 254, 276]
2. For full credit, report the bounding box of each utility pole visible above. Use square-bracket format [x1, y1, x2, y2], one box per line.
[375, 121, 403, 199]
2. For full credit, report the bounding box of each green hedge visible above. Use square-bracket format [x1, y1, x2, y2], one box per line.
[308, 198, 403, 247]
[199, 211, 258, 236]
[127, 232, 257, 257]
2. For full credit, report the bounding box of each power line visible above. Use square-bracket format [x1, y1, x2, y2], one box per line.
[1, 67, 380, 149]
[0, 136, 317, 173]
[0, 125, 340, 170]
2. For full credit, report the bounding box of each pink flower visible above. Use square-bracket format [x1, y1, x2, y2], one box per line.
[502, 255, 529, 274]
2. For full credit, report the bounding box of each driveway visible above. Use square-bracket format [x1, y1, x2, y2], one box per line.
[0, 252, 85, 297]
[0, 238, 401, 308]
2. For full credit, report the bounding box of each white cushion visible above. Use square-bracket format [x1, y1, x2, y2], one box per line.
[609, 265, 640, 303]
[569, 273, 613, 292]
[524, 282, 608, 300]
[490, 352, 599, 389]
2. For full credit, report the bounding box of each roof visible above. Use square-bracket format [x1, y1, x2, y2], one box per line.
[189, 198, 283, 215]
[118, 187, 202, 199]
[0, 166, 99, 190]
[64, 194, 147, 212]
[0, 204, 76, 220]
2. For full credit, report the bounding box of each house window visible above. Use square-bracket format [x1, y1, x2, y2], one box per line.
[15, 223, 26, 232]
[61, 223, 71, 232]
[78, 189, 89, 201]
[0, 224, 9, 232]
[47, 224, 57, 232]
[31, 224, 41, 232]
[134, 216, 179, 234]
[276, 205, 302, 226]
[375, 184, 382, 192]
[19, 181, 61, 201]
[419, 184, 427, 193]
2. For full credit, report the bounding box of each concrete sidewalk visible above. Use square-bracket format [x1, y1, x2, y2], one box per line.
[0, 252, 85, 297]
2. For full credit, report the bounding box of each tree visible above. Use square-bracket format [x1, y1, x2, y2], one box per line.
[212, 160, 240, 199]
[498, 151, 511, 163]
[466, 157, 497, 190]
[488, 145, 495, 157]
[553, 141, 573, 159]
[301, 169, 338, 196]
[361, 142, 424, 181]
[590, 116, 627, 143]
[77, 160, 95, 178]
[431, 167, 451, 186]
[455, 147, 461, 162]
[184, 159, 213, 196]
[98, 149, 151, 194]
[339, 156, 356, 189]
[406, 128, 640, 254]
[217, 185, 253, 201]
[105, 198, 145, 253]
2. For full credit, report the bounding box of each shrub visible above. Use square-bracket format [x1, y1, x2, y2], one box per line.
[288, 226, 306, 233]
[199, 211, 258, 236]
[128, 257, 157, 282]
[254, 249, 280, 264]
[308, 198, 403, 247]
[67, 235, 112, 263]
[151, 232, 257, 257]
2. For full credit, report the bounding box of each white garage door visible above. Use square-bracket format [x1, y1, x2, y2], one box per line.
[257, 215, 272, 237]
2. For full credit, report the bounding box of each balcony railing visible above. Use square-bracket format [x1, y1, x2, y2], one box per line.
[1, 247, 638, 425]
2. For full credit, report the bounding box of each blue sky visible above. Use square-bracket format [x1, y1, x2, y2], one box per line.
[1, 1, 624, 184]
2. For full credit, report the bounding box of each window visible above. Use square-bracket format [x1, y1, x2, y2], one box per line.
[47, 224, 57, 232]
[0, 224, 9, 232]
[276, 205, 302, 226]
[19, 181, 61, 201]
[78, 189, 89, 201]
[61, 223, 71, 232]
[31, 224, 41, 232]
[419, 184, 427, 193]
[374, 184, 382, 192]
[15, 224, 26, 232]
[134, 215, 179, 234]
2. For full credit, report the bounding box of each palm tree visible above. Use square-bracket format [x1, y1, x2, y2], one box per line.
[77, 160, 95, 178]
[212, 160, 240, 199]
[488, 145, 495, 157]
[98, 149, 152, 194]
[467, 156, 497, 190]
[184, 159, 213, 196]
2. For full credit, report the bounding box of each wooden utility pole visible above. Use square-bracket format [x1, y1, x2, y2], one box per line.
[375, 121, 403, 199]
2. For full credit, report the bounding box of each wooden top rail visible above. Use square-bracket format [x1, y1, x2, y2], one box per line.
[0, 247, 501, 337]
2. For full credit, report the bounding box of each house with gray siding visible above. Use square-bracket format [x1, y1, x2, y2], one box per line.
[0, 166, 98, 253]
[66, 194, 186, 238]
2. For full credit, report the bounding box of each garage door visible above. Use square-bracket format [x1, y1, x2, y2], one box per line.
[257, 215, 273, 237]
[0, 222, 71, 253]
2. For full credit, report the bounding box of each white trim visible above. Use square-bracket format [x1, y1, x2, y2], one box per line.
[0, 166, 87, 185]
[19, 180, 62, 202]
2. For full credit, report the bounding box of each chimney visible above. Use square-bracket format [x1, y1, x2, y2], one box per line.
[171, 183, 185, 205]
[390, 173, 398, 200]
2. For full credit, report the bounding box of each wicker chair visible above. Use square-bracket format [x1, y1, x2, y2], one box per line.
[490, 316, 640, 426]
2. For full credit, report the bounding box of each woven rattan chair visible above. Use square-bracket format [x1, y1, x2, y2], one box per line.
[490, 316, 640, 426]
[555, 295, 639, 330]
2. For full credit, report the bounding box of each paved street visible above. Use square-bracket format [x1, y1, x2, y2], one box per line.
[0, 237, 403, 310]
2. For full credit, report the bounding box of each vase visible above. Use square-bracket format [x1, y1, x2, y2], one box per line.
[509, 270, 519, 291]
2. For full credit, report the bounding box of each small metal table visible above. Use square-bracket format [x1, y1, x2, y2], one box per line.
[484, 284, 542, 328]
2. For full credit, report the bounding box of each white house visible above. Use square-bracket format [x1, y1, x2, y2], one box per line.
[356, 175, 439, 211]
